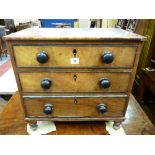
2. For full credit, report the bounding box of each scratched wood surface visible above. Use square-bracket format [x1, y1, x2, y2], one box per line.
[4, 28, 146, 41]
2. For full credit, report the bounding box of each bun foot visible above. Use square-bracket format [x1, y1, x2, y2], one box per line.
[113, 121, 121, 130]
[29, 122, 38, 131]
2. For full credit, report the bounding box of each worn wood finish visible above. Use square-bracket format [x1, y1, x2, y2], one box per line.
[25, 117, 125, 122]
[18, 71, 130, 93]
[24, 97, 126, 117]
[4, 28, 145, 129]
[5, 41, 28, 119]
[13, 45, 137, 68]
[1, 92, 155, 135]
[22, 92, 128, 98]
[4, 28, 146, 41]
[0, 92, 109, 135]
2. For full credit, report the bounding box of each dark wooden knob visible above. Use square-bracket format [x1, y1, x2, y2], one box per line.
[97, 104, 107, 114]
[37, 51, 49, 63]
[41, 78, 52, 89]
[44, 103, 53, 114]
[100, 78, 110, 89]
[101, 51, 113, 64]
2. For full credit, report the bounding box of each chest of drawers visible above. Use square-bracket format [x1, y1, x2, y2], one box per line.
[5, 28, 146, 131]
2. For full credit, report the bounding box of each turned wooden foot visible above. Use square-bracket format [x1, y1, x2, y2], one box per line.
[29, 122, 38, 131]
[113, 121, 122, 130]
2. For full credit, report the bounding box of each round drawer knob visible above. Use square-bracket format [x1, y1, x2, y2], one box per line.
[44, 103, 53, 114]
[97, 104, 107, 114]
[37, 51, 49, 63]
[101, 51, 113, 64]
[100, 78, 110, 89]
[41, 78, 52, 89]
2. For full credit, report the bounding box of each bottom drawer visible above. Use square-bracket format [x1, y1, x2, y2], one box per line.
[24, 97, 127, 118]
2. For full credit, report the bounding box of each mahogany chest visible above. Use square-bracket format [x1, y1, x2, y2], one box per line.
[5, 28, 146, 130]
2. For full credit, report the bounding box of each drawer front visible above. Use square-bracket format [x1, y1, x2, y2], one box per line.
[19, 72, 130, 93]
[13, 45, 136, 68]
[24, 97, 126, 117]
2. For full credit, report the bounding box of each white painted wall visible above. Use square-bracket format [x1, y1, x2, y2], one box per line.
[78, 19, 91, 28]
[78, 19, 117, 28]
[102, 19, 117, 28]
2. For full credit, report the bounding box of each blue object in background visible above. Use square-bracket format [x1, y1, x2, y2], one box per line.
[40, 19, 74, 28]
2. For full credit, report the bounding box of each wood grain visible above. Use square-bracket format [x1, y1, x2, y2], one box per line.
[122, 94, 155, 135]
[18, 71, 131, 93]
[1, 92, 155, 135]
[24, 97, 126, 117]
[0, 92, 108, 135]
[4, 28, 145, 127]
[13, 45, 136, 68]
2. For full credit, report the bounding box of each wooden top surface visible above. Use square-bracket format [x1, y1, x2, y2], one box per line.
[4, 28, 146, 41]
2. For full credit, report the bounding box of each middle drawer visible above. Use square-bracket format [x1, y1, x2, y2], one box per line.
[18, 71, 131, 93]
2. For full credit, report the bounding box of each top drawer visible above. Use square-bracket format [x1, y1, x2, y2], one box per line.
[12, 44, 137, 68]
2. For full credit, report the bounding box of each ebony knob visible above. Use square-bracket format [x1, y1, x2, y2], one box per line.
[37, 51, 49, 63]
[44, 103, 53, 114]
[97, 104, 107, 114]
[101, 51, 113, 64]
[41, 78, 52, 89]
[100, 78, 110, 89]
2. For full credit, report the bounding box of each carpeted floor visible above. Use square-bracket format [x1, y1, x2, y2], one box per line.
[0, 55, 15, 112]
[0, 55, 11, 77]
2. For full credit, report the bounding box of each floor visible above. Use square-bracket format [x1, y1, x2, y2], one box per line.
[0, 54, 17, 111]
[139, 89, 155, 125]
[122, 95, 155, 134]
[0, 54, 9, 65]
[0, 56, 155, 134]
[0, 55, 17, 95]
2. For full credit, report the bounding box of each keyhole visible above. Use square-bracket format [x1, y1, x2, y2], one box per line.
[73, 49, 77, 57]
[73, 74, 77, 81]
[74, 98, 78, 104]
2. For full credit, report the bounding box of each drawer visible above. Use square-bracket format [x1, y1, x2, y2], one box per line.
[13, 45, 137, 68]
[19, 71, 131, 93]
[24, 97, 126, 117]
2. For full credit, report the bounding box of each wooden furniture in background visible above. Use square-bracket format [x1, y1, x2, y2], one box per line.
[4, 28, 146, 131]
[135, 20, 155, 78]
[137, 69, 155, 104]
[16, 22, 32, 31]
[132, 20, 155, 99]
